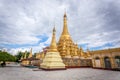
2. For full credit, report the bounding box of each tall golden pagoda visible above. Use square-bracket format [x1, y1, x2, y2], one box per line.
[40, 27, 66, 70]
[58, 12, 79, 58]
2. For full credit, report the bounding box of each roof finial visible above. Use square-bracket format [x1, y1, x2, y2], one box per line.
[64, 9, 67, 17]
[53, 25, 56, 33]
[53, 22, 56, 32]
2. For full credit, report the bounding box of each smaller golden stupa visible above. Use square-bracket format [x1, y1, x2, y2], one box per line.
[40, 27, 66, 70]
[28, 48, 32, 58]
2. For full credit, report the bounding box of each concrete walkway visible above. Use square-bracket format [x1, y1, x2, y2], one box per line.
[0, 63, 120, 80]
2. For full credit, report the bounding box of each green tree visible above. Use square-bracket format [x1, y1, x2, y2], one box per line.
[15, 51, 30, 62]
[33, 53, 37, 57]
[15, 51, 23, 62]
[26, 52, 30, 58]
[0, 51, 16, 67]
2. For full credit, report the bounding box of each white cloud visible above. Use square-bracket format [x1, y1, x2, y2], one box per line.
[0, 0, 120, 54]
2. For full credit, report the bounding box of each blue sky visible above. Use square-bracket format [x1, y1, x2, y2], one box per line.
[0, 0, 120, 54]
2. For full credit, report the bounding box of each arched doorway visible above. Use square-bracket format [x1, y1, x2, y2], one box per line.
[115, 56, 120, 68]
[95, 57, 101, 67]
[104, 57, 111, 68]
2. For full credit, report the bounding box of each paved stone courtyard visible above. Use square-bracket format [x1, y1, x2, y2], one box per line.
[0, 63, 120, 80]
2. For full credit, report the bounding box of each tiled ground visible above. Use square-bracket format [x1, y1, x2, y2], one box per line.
[0, 63, 120, 80]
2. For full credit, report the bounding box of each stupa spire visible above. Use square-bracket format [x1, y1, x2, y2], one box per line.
[62, 12, 69, 35]
[28, 48, 32, 58]
[24, 51, 27, 59]
[48, 26, 58, 52]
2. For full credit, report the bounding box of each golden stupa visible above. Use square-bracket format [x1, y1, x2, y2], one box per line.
[40, 27, 66, 70]
[28, 48, 32, 58]
[58, 12, 79, 58]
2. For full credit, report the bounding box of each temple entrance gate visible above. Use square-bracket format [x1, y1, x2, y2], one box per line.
[95, 57, 101, 67]
[115, 56, 120, 68]
[104, 57, 111, 68]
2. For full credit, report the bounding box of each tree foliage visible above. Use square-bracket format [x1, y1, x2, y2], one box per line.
[15, 51, 23, 62]
[0, 51, 16, 62]
[33, 53, 37, 57]
[15, 51, 30, 62]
